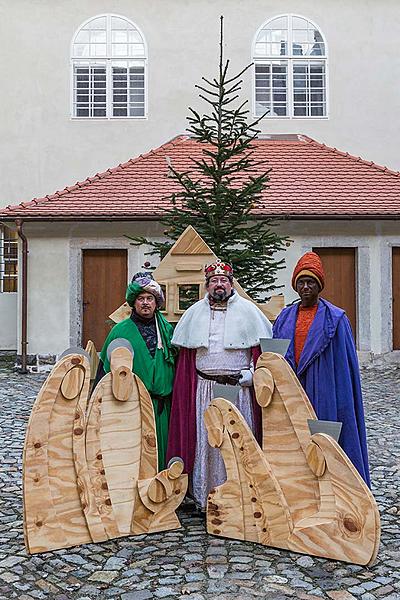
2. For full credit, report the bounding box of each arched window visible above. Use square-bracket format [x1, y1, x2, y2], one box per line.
[71, 14, 147, 118]
[253, 15, 327, 118]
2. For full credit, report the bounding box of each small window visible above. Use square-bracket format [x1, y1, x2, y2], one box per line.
[0, 226, 18, 293]
[253, 15, 327, 118]
[71, 15, 147, 118]
[159, 284, 167, 312]
[176, 284, 200, 313]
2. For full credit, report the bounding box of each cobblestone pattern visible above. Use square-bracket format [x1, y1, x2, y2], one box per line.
[0, 359, 399, 600]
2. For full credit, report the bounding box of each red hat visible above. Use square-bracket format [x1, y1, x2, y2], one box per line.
[292, 252, 325, 290]
[205, 258, 233, 279]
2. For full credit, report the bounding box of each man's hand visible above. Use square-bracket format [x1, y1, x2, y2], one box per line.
[239, 369, 253, 387]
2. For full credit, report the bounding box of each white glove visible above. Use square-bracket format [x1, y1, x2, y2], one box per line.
[239, 369, 253, 387]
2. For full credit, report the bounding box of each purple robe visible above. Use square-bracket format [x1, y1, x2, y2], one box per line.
[273, 298, 370, 487]
[166, 346, 262, 475]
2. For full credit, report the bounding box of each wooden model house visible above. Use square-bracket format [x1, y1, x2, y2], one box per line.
[110, 226, 284, 324]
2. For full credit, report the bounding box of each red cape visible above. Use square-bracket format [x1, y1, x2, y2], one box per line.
[166, 346, 262, 474]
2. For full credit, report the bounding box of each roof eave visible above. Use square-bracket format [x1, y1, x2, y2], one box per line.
[1, 212, 400, 222]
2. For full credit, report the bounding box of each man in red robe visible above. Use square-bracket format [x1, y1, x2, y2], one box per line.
[167, 259, 273, 508]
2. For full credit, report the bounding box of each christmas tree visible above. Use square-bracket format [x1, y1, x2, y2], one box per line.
[129, 16, 289, 301]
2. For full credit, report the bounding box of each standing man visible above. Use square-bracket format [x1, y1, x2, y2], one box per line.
[95, 272, 175, 470]
[167, 259, 273, 509]
[273, 252, 370, 486]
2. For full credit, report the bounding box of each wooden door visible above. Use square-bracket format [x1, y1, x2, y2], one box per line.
[312, 248, 357, 341]
[392, 248, 400, 349]
[82, 249, 127, 349]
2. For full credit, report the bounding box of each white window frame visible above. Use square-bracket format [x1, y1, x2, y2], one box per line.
[70, 13, 148, 120]
[252, 14, 329, 119]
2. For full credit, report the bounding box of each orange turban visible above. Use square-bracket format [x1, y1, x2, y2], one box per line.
[292, 252, 325, 291]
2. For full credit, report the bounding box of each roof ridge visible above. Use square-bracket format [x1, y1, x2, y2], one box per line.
[306, 137, 400, 178]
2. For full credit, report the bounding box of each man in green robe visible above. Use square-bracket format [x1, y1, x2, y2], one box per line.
[94, 272, 175, 470]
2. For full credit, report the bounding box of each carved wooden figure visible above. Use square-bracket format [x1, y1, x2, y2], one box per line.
[23, 342, 187, 554]
[23, 350, 97, 554]
[84, 340, 188, 540]
[205, 352, 380, 566]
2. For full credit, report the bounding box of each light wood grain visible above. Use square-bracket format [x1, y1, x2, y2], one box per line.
[167, 459, 184, 479]
[25, 343, 188, 553]
[85, 377, 121, 540]
[109, 346, 134, 401]
[205, 398, 292, 545]
[60, 365, 85, 400]
[255, 352, 320, 526]
[85, 340, 99, 380]
[205, 352, 380, 566]
[85, 347, 187, 540]
[23, 354, 94, 553]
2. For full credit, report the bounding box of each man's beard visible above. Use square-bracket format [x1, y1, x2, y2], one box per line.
[210, 288, 229, 301]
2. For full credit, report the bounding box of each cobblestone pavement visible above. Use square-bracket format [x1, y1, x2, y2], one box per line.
[0, 358, 399, 600]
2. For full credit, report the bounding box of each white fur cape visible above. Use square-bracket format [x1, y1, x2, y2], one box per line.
[171, 292, 273, 350]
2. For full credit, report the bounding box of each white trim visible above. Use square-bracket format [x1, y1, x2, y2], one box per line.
[70, 13, 148, 119]
[252, 14, 329, 119]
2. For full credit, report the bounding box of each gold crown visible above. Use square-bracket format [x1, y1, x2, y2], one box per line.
[204, 258, 233, 278]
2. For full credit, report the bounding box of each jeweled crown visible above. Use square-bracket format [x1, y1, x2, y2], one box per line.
[204, 258, 233, 279]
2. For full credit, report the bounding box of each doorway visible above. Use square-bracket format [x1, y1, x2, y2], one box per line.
[82, 249, 127, 349]
[312, 247, 357, 340]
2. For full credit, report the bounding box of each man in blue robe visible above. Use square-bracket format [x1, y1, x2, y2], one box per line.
[273, 252, 370, 486]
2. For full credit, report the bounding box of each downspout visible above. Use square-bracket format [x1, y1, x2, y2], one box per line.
[15, 219, 28, 373]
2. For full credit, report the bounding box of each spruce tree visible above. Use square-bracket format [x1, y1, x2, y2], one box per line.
[129, 16, 289, 301]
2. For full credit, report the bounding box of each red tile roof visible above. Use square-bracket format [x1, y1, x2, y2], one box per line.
[1, 134, 400, 221]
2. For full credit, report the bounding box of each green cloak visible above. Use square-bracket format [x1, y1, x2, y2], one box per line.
[100, 311, 175, 469]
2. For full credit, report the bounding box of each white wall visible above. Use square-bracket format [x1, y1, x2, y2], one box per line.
[7, 218, 400, 358]
[0, 293, 17, 350]
[16, 220, 164, 356]
[18, 235, 71, 356]
[1, 0, 400, 209]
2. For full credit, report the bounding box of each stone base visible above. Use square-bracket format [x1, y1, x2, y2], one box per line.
[358, 350, 400, 369]
[15, 353, 57, 373]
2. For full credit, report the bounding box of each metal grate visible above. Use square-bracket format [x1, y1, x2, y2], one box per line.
[0, 226, 18, 293]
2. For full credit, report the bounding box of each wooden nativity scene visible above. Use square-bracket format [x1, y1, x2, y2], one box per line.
[23, 227, 380, 566]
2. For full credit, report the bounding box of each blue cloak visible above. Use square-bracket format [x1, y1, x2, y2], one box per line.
[273, 298, 370, 487]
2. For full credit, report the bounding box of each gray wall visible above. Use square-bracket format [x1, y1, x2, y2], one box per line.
[1, 0, 400, 208]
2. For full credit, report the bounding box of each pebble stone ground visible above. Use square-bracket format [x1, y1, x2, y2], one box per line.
[0, 357, 399, 600]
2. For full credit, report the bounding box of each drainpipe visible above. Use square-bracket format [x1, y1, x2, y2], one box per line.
[15, 219, 28, 374]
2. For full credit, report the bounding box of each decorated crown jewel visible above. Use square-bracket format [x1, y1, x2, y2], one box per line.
[204, 258, 233, 279]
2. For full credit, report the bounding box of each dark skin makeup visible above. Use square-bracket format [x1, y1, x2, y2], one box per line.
[296, 275, 320, 307]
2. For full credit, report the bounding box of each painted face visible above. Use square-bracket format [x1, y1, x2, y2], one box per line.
[134, 292, 157, 319]
[206, 275, 233, 302]
[296, 276, 320, 307]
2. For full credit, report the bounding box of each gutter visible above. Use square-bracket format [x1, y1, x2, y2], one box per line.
[1, 213, 400, 222]
[15, 219, 28, 374]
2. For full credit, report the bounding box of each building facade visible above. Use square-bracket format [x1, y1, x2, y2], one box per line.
[1, 0, 400, 207]
[1, 1, 400, 359]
